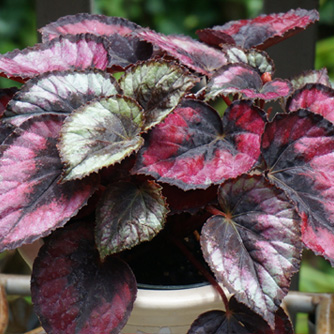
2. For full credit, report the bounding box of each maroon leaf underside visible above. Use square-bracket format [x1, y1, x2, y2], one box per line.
[0, 114, 98, 252]
[40, 13, 141, 42]
[206, 63, 291, 101]
[0, 87, 18, 116]
[5, 69, 121, 119]
[188, 297, 293, 334]
[197, 8, 319, 49]
[262, 110, 334, 265]
[287, 84, 334, 124]
[31, 221, 137, 334]
[135, 30, 227, 76]
[0, 34, 110, 82]
[132, 99, 265, 191]
[201, 175, 301, 327]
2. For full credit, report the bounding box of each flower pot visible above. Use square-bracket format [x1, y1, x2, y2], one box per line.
[122, 283, 225, 334]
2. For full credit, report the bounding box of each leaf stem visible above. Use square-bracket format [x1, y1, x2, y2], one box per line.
[222, 95, 232, 106]
[166, 233, 230, 311]
[206, 205, 226, 217]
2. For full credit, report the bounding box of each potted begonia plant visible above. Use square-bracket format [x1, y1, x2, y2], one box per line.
[0, 7, 332, 334]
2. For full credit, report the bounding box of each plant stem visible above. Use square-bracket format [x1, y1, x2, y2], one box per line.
[222, 95, 232, 106]
[167, 233, 230, 311]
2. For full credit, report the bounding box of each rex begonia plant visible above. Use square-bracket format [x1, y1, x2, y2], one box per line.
[0, 7, 331, 334]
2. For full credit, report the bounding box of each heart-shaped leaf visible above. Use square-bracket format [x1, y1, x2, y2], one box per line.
[95, 180, 169, 257]
[119, 59, 198, 130]
[31, 221, 137, 334]
[132, 99, 265, 190]
[0, 114, 98, 252]
[59, 95, 144, 181]
[5, 70, 121, 119]
[135, 30, 227, 76]
[197, 8, 319, 49]
[223, 46, 275, 75]
[201, 175, 301, 327]
[205, 63, 291, 101]
[290, 68, 331, 90]
[188, 298, 293, 334]
[39, 13, 141, 42]
[0, 34, 110, 82]
[262, 109, 334, 265]
[287, 83, 334, 124]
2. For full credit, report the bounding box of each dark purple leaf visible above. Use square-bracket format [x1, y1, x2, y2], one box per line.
[135, 30, 227, 76]
[106, 35, 153, 70]
[31, 221, 137, 334]
[0, 87, 18, 116]
[188, 297, 293, 334]
[0, 34, 110, 81]
[39, 13, 141, 42]
[206, 63, 291, 101]
[262, 110, 334, 265]
[290, 68, 331, 90]
[201, 175, 301, 327]
[0, 114, 98, 252]
[197, 8, 319, 49]
[5, 70, 120, 119]
[287, 84, 334, 124]
[59, 96, 145, 181]
[132, 99, 265, 190]
[119, 59, 199, 130]
[95, 180, 168, 257]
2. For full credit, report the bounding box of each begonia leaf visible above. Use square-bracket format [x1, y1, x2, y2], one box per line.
[205, 63, 291, 101]
[59, 95, 144, 181]
[95, 180, 168, 257]
[132, 99, 265, 190]
[135, 30, 227, 76]
[287, 83, 334, 124]
[5, 70, 120, 119]
[197, 8, 319, 49]
[188, 298, 293, 334]
[223, 46, 275, 75]
[119, 59, 198, 130]
[31, 221, 136, 334]
[290, 68, 331, 90]
[106, 35, 153, 70]
[0, 114, 98, 252]
[0, 87, 18, 116]
[262, 110, 334, 265]
[39, 13, 141, 42]
[0, 34, 110, 82]
[201, 175, 301, 327]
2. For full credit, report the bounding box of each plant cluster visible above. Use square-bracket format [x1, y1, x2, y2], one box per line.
[0, 7, 332, 334]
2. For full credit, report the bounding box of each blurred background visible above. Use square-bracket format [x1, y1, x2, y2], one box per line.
[0, 0, 334, 333]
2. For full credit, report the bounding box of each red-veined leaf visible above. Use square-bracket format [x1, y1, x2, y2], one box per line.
[95, 180, 169, 257]
[119, 59, 199, 130]
[287, 83, 334, 124]
[5, 70, 120, 119]
[31, 221, 137, 334]
[39, 13, 141, 42]
[59, 95, 145, 181]
[0, 114, 98, 252]
[135, 30, 227, 76]
[132, 99, 265, 190]
[0, 34, 110, 82]
[197, 8, 319, 50]
[262, 109, 334, 265]
[201, 175, 301, 327]
[205, 63, 291, 101]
